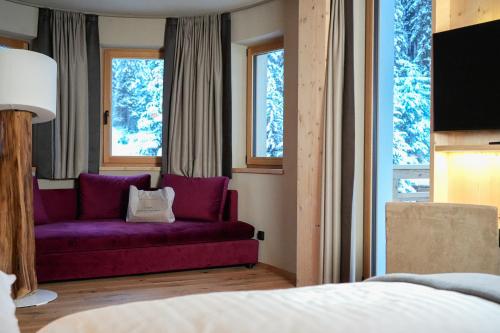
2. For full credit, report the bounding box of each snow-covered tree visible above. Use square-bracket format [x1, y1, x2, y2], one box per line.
[393, 0, 431, 166]
[265, 50, 284, 157]
[111, 58, 164, 156]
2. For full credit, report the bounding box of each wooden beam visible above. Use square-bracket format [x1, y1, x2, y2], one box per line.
[363, 0, 375, 279]
[0, 110, 37, 298]
[296, 0, 330, 287]
[0, 36, 28, 50]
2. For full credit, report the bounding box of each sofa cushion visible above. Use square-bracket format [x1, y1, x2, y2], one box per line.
[33, 176, 50, 225]
[161, 174, 229, 221]
[40, 189, 78, 222]
[79, 173, 151, 220]
[35, 220, 255, 255]
[126, 186, 175, 223]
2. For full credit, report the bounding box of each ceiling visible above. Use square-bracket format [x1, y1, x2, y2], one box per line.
[8, 0, 267, 17]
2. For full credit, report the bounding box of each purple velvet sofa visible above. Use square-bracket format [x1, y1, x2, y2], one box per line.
[33, 174, 258, 282]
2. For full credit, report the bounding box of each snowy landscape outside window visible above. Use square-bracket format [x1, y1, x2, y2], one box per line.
[392, 0, 431, 201]
[374, 0, 433, 276]
[247, 39, 284, 167]
[103, 49, 163, 166]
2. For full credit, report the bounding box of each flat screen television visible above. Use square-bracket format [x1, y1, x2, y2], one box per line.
[433, 19, 500, 131]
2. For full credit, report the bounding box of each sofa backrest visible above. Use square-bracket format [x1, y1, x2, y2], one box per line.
[40, 189, 78, 222]
[224, 190, 238, 223]
[39, 188, 239, 223]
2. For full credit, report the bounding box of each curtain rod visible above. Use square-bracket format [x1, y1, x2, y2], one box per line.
[5, 0, 274, 19]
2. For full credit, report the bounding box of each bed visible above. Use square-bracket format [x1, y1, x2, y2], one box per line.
[38, 273, 500, 333]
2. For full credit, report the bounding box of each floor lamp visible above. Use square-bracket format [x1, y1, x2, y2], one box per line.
[0, 48, 58, 307]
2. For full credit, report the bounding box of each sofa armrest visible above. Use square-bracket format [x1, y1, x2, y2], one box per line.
[224, 190, 238, 222]
[40, 189, 78, 222]
[386, 202, 500, 275]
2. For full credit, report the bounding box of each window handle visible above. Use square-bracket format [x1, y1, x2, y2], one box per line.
[103, 110, 109, 125]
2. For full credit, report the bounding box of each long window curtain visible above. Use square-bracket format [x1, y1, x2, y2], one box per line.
[320, 0, 356, 284]
[162, 14, 232, 177]
[86, 15, 101, 174]
[161, 18, 178, 173]
[32, 8, 54, 179]
[32, 9, 100, 179]
[220, 13, 232, 178]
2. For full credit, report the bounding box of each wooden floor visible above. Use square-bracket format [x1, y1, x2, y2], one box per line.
[16, 264, 295, 333]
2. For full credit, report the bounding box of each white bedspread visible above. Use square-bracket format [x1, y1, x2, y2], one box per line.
[39, 282, 500, 333]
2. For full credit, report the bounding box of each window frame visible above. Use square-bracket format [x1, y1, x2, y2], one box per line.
[246, 38, 284, 168]
[0, 36, 28, 49]
[102, 48, 164, 167]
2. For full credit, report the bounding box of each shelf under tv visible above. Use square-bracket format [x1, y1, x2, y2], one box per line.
[434, 145, 500, 152]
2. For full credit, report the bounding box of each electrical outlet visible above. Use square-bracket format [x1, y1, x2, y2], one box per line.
[257, 231, 265, 241]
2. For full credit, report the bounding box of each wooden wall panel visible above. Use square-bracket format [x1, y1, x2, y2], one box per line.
[434, 131, 500, 147]
[431, 1, 500, 201]
[435, 0, 500, 32]
[449, 0, 500, 29]
[363, 0, 375, 279]
[434, 0, 451, 32]
[296, 0, 330, 287]
[434, 151, 500, 221]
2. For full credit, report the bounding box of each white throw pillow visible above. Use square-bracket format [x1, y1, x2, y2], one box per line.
[0, 271, 20, 333]
[126, 186, 175, 223]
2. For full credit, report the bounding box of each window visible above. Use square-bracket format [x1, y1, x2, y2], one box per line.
[103, 49, 164, 166]
[246, 39, 284, 167]
[372, 0, 432, 275]
[0, 36, 28, 49]
[392, 0, 431, 201]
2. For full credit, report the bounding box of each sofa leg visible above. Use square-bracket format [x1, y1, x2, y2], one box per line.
[245, 264, 256, 269]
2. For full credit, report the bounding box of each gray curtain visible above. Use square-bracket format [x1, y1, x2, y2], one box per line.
[86, 15, 101, 174]
[32, 9, 99, 179]
[32, 8, 54, 179]
[52, 11, 88, 179]
[320, 0, 355, 284]
[221, 13, 232, 178]
[161, 18, 178, 173]
[166, 15, 224, 177]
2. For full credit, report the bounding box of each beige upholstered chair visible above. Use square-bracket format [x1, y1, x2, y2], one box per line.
[386, 202, 500, 275]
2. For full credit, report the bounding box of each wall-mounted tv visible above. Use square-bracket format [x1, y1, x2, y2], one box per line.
[433, 19, 500, 131]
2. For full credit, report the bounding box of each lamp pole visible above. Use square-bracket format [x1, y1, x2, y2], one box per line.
[0, 48, 58, 307]
[0, 110, 37, 299]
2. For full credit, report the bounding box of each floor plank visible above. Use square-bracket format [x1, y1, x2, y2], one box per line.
[16, 264, 295, 333]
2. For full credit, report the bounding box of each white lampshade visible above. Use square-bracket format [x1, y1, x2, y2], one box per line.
[0, 48, 57, 124]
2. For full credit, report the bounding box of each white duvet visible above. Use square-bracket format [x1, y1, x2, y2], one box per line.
[39, 281, 500, 333]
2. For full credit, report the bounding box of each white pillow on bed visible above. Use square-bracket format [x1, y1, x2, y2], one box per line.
[126, 186, 175, 223]
[0, 271, 20, 333]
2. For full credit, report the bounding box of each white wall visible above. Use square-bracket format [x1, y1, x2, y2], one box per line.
[231, 43, 247, 168]
[232, 0, 284, 45]
[0, 0, 166, 48]
[99, 16, 165, 48]
[0, 0, 37, 39]
[230, 0, 296, 274]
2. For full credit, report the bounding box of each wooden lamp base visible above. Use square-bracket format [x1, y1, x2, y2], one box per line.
[0, 110, 37, 299]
